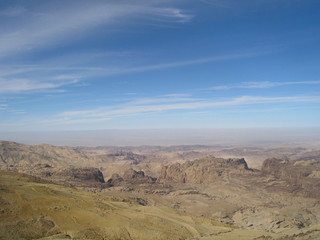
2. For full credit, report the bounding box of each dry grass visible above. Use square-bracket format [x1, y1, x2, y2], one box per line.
[1, 170, 319, 240]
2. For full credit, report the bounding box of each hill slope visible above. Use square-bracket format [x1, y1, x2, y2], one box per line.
[2, 171, 319, 240]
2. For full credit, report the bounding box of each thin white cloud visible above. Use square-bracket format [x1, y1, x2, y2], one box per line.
[164, 93, 191, 97]
[0, 104, 8, 110]
[52, 75, 82, 81]
[5, 109, 26, 114]
[58, 95, 320, 123]
[147, 7, 193, 23]
[0, 51, 263, 78]
[0, 104, 26, 114]
[208, 81, 320, 90]
[0, 78, 79, 93]
[129, 96, 199, 105]
[0, 1, 192, 58]
[0, 51, 264, 95]
[61, 110, 96, 117]
[116, 52, 264, 74]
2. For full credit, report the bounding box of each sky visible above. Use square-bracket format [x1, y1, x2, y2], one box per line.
[1, 0, 320, 132]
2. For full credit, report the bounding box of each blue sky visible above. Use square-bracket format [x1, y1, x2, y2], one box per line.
[0, 0, 320, 131]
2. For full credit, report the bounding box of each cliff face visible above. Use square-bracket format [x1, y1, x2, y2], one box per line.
[26, 165, 106, 187]
[157, 156, 251, 184]
[261, 158, 320, 198]
[54, 167, 105, 183]
[123, 169, 156, 184]
[107, 169, 156, 186]
[262, 158, 302, 182]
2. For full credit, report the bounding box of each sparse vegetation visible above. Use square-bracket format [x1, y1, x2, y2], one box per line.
[1, 141, 320, 239]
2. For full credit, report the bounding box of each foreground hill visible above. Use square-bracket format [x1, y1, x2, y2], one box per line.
[2, 170, 312, 240]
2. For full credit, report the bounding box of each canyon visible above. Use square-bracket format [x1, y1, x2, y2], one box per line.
[1, 140, 320, 239]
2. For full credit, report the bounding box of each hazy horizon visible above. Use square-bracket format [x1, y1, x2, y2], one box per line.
[1, 127, 320, 147]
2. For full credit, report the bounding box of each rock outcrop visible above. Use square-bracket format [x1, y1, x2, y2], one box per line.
[261, 158, 320, 198]
[54, 167, 105, 183]
[157, 156, 252, 184]
[107, 173, 124, 186]
[29, 166, 107, 187]
[107, 169, 156, 186]
[123, 168, 156, 184]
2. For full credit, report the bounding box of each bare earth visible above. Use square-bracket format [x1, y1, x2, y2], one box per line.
[1, 140, 320, 239]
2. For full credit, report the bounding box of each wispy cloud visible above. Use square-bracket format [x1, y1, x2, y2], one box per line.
[0, 78, 79, 93]
[56, 95, 320, 124]
[0, 1, 192, 59]
[125, 96, 198, 105]
[208, 81, 320, 90]
[0, 51, 264, 95]
[52, 75, 82, 81]
[0, 104, 8, 110]
[1, 51, 263, 77]
[146, 7, 193, 23]
[0, 103, 26, 115]
[115, 52, 265, 74]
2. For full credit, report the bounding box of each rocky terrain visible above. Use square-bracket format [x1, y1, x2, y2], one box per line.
[0, 171, 246, 240]
[100, 155, 320, 233]
[0, 141, 89, 168]
[157, 156, 252, 184]
[261, 158, 320, 198]
[1, 170, 320, 240]
[1, 140, 320, 239]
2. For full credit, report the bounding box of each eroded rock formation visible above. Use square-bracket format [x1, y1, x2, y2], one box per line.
[54, 167, 105, 183]
[158, 156, 252, 184]
[261, 158, 320, 198]
[107, 169, 156, 186]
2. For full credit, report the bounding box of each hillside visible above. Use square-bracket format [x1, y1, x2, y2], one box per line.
[1, 170, 310, 240]
[0, 141, 89, 168]
[1, 140, 320, 239]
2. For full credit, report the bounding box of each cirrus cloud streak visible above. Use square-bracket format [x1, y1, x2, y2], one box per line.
[57, 95, 320, 124]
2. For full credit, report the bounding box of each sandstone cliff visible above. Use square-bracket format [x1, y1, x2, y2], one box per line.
[261, 158, 320, 198]
[157, 156, 252, 184]
[107, 169, 156, 186]
[54, 167, 105, 183]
